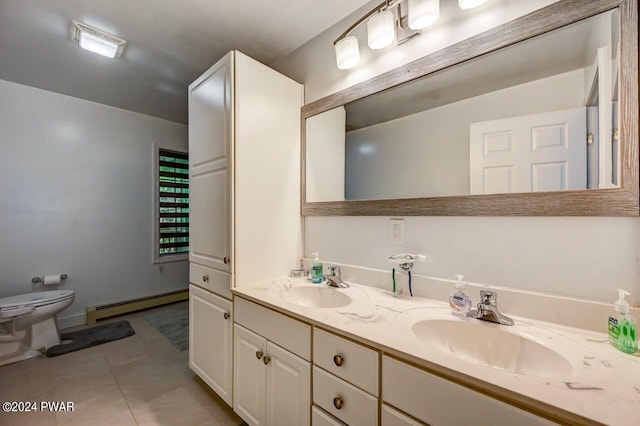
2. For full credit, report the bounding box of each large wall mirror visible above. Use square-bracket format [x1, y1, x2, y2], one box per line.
[302, 0, 638, 216]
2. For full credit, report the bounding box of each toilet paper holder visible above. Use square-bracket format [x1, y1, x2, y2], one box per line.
[32, 274, 68, 284]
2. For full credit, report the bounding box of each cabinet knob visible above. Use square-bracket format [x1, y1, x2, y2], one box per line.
[333, 354, 344, 367]
[256, 351, 263, 360]
[263, 355, 271, 365]
[202, 275, 209, 282]
[223, 312, 230, 320]
[333, 397, 344, 410]
[223, 257, 230, 264]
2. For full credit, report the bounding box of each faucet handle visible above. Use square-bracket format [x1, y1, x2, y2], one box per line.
[328, 266, 341, 276]
[480, 290, 496, 305]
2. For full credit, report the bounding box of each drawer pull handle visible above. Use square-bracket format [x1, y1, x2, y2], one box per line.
[333, 397, 344, 410]
[263, 355, 271, 365]
[223, 257, 230, 264]
[256, 351, 263, 360]
[202, 275, 209, 282]
[333, 354, 344, 367]
[223, 312, 230, 320]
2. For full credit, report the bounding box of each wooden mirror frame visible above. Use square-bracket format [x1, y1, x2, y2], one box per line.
[301, 0, 638, 216]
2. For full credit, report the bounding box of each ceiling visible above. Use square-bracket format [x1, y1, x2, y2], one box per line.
[0, 0, 370, 124]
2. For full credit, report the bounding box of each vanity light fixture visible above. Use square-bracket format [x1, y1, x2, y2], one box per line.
[334, 0, 442, 70]
[458, 0, 489, 10]
[71, 21, 126, 59]
[334, 0, 491, 70]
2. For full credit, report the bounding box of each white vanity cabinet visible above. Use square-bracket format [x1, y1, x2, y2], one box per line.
[188, 50, 303, 406]
[233, 297, 311, 426]
[382, 356, 556, 426]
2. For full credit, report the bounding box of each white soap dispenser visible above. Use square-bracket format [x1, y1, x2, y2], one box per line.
[449, 274, 472, 318]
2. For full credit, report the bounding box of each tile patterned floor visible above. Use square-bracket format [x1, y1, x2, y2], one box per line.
[0, 302, 243, 426]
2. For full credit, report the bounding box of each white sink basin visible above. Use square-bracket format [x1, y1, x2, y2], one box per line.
[280, 286, 352, 309]
[411, 319, 573, 377]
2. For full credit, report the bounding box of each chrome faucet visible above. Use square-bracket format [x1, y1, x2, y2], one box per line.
[470, 290, 514, 326]
[325, 266, 349, 288]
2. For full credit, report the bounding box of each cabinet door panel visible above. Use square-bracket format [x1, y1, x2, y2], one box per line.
[234, 324, 267, 426]
[188, 51, 232, 274]
[266, 342, 310, 426]
[189, 52, 232, 169]
[190, 169, 230, 272]
[189, 285, 232, 405]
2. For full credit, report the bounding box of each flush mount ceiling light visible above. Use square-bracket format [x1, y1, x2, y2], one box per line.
[459, 0, 489, 10]
[71, 21, 126, 58]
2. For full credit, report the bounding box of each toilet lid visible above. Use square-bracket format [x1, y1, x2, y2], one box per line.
[0, 290, 75, 310]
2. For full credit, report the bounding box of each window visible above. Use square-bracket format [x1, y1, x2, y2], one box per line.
[157, 148, 189, 258]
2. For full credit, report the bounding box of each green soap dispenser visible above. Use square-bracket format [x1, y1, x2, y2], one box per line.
[610, 289, 637, 354]
[311, 253, 323, 284]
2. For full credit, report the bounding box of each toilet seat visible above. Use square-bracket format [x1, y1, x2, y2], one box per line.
[0, 290, 75, 318]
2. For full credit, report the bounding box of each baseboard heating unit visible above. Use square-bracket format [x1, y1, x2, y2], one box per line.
[86, 289, 188, 324]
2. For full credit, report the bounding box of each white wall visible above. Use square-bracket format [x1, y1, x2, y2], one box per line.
[345, 69, 585, 199]
[274, 0, 639, 304]
[0, 79, 189, 327]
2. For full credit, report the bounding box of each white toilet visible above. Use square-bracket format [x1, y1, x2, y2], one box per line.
[0, 290, 75, 366]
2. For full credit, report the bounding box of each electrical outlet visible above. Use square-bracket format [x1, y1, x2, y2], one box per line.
[389, 219, 404, 243]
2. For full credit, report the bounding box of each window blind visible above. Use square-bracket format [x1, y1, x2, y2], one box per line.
[158, 149, 189, 256]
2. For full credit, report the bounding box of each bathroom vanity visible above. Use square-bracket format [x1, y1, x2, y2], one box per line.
[231, 276, 640, 426]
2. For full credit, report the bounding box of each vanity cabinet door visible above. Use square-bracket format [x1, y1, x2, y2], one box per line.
[234, 323, 311, 426]
[234, 324, 267, 426]
[266, 341, 310, 426]
[189, 285, 232, 405]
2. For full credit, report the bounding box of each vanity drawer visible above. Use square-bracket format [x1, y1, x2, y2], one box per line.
[381, 404, 425, 426]
[313, 366, 378, 426]
[382, 356, 555, 426]
[312, 405, 347, 426]
[313, 327, 379, 396]
[189, 262, 232, 299]
[234, 297, 311, 360]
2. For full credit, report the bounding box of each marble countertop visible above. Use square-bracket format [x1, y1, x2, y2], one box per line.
[232, 277, 640, 426]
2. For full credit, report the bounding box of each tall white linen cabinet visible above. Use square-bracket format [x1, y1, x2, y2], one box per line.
[188, 50, 303, 407]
